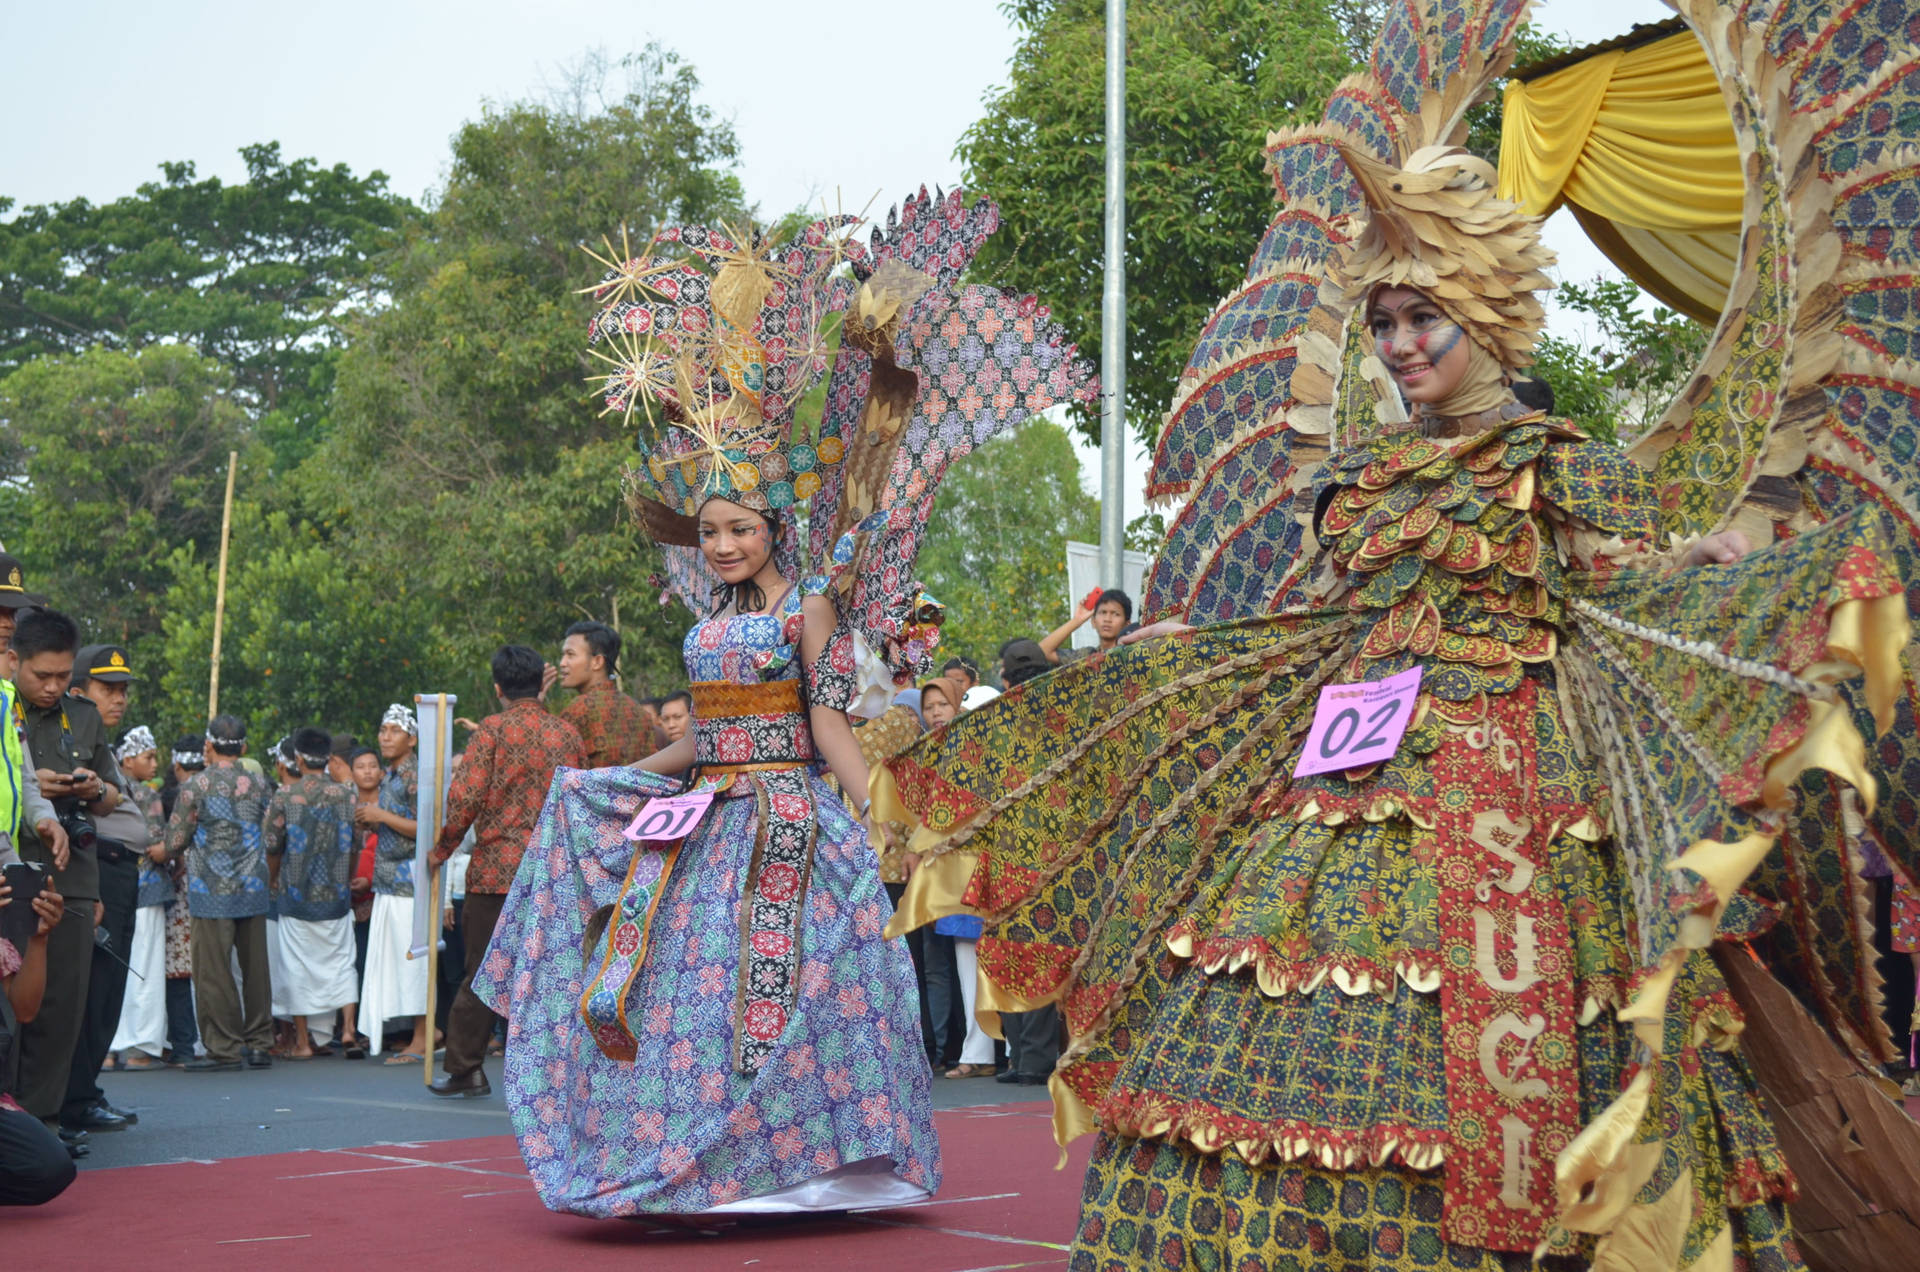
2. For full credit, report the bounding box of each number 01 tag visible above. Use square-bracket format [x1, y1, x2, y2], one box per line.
[622, 790, 716, 843]
[1292, 666, 1424, 778]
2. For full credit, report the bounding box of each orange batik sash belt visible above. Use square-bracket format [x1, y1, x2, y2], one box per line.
[579, 678, 820, 1076]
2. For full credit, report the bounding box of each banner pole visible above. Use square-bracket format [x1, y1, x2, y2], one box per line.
[419, 692, 449, 1086]
[207, 450, 239, 719]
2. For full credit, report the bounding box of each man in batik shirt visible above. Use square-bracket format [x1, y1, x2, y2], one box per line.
[263, 727, 360, 1060]
[428, 646, 585, 1096]
[354, 704, 426, 1061]
[165, 714, 273, 1071]
[556, 621, 655, 768]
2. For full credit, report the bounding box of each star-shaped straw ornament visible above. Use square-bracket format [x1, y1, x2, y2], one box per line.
[586, 330, 676, 431]
[577, 224, 678, 309]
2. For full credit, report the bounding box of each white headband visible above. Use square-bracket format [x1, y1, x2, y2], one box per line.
[114, 725, 155, 763]
[382, 703, 418, 736]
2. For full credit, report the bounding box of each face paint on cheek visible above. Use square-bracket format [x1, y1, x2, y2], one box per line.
[1415, 323, 1464, 362]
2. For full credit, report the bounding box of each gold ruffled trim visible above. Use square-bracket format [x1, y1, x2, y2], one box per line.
[1554, 589, 1910, 1262]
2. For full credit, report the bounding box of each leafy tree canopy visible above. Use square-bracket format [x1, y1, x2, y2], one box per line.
[0, 143, 411, 471]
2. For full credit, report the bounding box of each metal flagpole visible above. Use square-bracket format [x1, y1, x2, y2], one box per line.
[1099, 0, 1128, 588]
[207, 451, 239, 720]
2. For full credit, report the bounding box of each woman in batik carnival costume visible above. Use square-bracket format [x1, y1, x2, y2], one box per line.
[878, 1, 1920, 1267]
[470, 189, 1093, 1216]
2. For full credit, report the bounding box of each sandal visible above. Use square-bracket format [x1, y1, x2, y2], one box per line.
[382, 1051, 425, 1066]
[344, 1038, 368, 1061]
[121, 1052, 163, 1071]
[944, 1063, 995, 1079]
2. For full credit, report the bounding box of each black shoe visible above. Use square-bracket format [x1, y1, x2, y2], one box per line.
[242, 1048, 273, 1069]
[95, 1100, 139, 1125]
[994, 1069, 1022, 1084]
[66, 1140, 90, 1160]
[428, 1069, 491, 1099]
[62, 1104, 131, 1133]
[56, 1125, 89, 1147]
[183, 1055, 241, 1072]
[1013, 1073, 1048, 1086]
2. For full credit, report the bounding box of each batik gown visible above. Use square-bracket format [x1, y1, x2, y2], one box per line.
[474, 576, 941, 1217]
[879, 414, 1911, 1270]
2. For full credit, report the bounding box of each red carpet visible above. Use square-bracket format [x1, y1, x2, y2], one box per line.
[7, 1101, 1090, 1270]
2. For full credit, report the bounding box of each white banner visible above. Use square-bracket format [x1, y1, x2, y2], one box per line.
[408, 692, 457, 959]
[1062, 540, 1152, 650]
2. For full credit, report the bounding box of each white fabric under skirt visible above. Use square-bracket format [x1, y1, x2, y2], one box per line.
[360, 893, 427, 1055]
[110, 903, 168, 1057]
[267, 915, 289, 1018]
[277, 914, 359, 1017]
[952, 938, 995, 1066]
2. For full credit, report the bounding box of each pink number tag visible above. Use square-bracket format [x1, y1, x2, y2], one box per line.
[1292, 666, 1424, 778]
[622, 791, 716, 843]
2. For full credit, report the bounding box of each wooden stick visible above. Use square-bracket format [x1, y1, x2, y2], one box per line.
[207, 450, 239, 720]
[420, 692, 449, 1087]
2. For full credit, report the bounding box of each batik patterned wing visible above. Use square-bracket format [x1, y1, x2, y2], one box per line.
[1140, 0, 1536, 624]
[802, 190, 999, 574]
[862, 186, 999, 288]
[1627, 0, 1920, 551]
[835, 285, 1096, 683]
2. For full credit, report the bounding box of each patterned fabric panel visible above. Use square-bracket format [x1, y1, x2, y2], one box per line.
[1268, 137, 1364, 211]
[1772, 0, 1919, 114]
[1144, 427, 1296, 620]
[1843, 275, 1920, 361]
[1065, 1135, 1800, 1272]
[1370, 0, 1433, 120]
[1184, 490, 1312, 624]
[1537, 441, 1661, 540]
[1830, 160, 1920, 274]
[1244, 208, 1342, 282]
[1324, 87, 1401, 164]
[1149, 348, 1297, 500]
[1811, 59, 1920, 174]
[1186, 272, 1318, 371]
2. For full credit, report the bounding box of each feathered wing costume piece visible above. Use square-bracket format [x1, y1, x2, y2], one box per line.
[877, 1, 1920, 1268]
[587, 192, 1093, 692]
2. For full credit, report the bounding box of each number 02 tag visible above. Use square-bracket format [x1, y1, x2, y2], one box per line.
[1292, 666, 1424, 778]
[622, 790, 716, 843]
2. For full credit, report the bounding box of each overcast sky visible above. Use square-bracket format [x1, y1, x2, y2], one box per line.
[2, 0, 1679, 503]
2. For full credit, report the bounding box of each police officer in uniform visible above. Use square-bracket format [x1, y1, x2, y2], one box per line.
[61, 644, 148, 1134]
[9, 610, 120, 1144]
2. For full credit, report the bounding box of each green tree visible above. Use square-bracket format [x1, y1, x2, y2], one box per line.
[1532, 277, 1710, 445]
[303, 44, 744, 706]
[151, 506, 442, 745]
[0, 143, 411, 471]
[962, 0, 1354, 449]
[0, 344, 263, 650]
[915, 418, 1101, 671]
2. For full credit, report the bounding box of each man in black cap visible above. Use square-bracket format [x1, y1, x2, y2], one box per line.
[0, 550, 47, 656]
[58, 645, 149, 1134]
[9, 610, 121, 1139]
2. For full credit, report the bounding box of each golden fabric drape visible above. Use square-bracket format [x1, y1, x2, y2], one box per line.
[1500, 31, 1742, 323]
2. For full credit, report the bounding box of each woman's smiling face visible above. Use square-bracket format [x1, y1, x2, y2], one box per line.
[1368, 286, 1473, 407]
[697, 498, 774, 584]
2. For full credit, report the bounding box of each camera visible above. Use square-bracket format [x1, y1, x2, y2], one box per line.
[57, 808, 97, 858]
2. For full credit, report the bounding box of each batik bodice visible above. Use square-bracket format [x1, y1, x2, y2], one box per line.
[682, 577, 841, 769]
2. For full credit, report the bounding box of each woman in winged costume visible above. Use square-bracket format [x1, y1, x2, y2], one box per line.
[876, 14, 1920, 1264]
[470, 193, 1092, 1216]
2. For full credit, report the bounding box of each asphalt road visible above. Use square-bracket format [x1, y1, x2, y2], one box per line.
[75, 1053, 1040, 1170]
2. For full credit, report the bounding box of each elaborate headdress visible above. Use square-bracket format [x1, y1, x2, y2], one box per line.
[1326, 143, 1555, 371]
[584, 190, 1094, 688]
[586, 219, 858, 542]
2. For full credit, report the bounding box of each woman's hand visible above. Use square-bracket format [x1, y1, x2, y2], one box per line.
[1120, 619, 1191, 645]
[1683, 530, 1752, 567]
[32, 886, 64, 939]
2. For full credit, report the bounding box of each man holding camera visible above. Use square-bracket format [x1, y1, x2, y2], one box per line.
[9, 611, 121, 1133]
[59, 644, 149, 1135]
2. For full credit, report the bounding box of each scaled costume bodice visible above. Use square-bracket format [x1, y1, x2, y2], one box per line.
[881, 414, 1908, 1265]
[681, 577, 832, 769]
